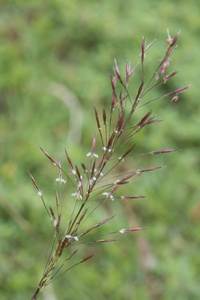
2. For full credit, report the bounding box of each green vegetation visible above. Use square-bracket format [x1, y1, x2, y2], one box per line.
[0, 1, 199, 299]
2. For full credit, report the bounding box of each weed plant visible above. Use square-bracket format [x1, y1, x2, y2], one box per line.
[29, 31, 188, 299]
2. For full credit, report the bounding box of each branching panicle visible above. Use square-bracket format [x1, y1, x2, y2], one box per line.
[30, 31, 188, 299]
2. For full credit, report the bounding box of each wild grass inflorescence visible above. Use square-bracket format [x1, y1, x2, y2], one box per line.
[30, 31, 189, 299]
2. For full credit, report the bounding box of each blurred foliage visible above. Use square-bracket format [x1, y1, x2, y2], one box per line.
[0, 0, 200, 299]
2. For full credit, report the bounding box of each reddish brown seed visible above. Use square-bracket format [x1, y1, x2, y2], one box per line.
[151, 149, 179, 154]
[50, 206, 55, 218]
[137, 111, 152, 126]
[91, 133, 97, 159]
[80, 254, 94, 263]
[122, 172, 137, 181]
[120, 143, 136, 160]
[94, 107, 101, 130]
[107, 134, 114, 149]
[138, 166, 165, 173]
[115, 111, 124, 132]
[40, 147, 56, 165]
[90, 161, 96, 178]
[110, 93, 116, 115]
[81, 163, 87, 173]
[163, 85, 189, 98]
[116, 180, 129, 185]
[144, 39, 156, 51]
[121, 195, 146, 201]
[166, 71, 177, 79]
[80, 215, 115, 237]
[75, 165, 81, 179]
[171, 33, 179, 47]
[65, 149, 73, 169]
[103, 108, 107, 125]
[114, 59, 121, 80]
[126, 61, 130, 79]
[28, 171, 39, 189]
[110, 74, 117, 91]
[141, 38, 145, 62]
[99, 215, 116, 225]
[55, 185, 59, 215]
[163, 71, 177, 83]
[135, 81, 144, 103]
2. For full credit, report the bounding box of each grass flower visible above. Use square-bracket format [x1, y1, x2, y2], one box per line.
[30, 31, 188, 299]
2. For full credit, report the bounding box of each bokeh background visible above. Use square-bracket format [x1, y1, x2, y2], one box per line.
[0, 1, 200, 299]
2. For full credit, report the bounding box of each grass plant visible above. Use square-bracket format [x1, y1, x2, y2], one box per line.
[29, 31, 188, 299]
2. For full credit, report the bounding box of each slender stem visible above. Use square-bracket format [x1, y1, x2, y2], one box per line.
[31, 237, 68, 299]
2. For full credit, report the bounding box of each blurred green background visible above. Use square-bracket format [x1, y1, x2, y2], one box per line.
[0, 0, 200, 299]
